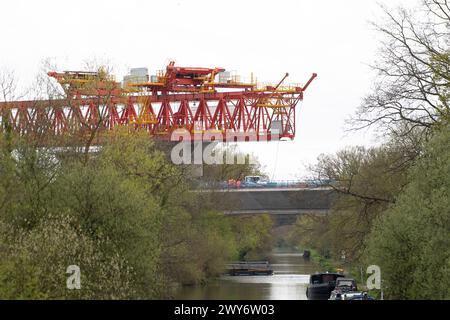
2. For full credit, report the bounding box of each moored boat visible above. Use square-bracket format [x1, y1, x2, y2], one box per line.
[306, 272, 345, 300]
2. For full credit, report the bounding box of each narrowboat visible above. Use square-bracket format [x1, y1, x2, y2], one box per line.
[306, 272, 345, 300]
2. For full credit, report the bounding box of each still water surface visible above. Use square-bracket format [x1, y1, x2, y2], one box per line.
[175, 249, 319, 300]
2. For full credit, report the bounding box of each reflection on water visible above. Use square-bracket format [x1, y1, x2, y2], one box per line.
[175, 249, 319, 300]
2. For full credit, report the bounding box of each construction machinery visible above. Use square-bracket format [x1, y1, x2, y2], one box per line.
[0, 61, 316, 143]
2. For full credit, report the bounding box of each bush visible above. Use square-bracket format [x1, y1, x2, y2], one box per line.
[365, 128, 450, 299]
[0, 132, 266, 298]
[0, 216, 134, 299]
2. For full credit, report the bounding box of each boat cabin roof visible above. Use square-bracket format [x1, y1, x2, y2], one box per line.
[310, 273, 345, 284]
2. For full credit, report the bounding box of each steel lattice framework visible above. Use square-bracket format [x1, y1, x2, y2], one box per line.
[0, 62, 317, 143]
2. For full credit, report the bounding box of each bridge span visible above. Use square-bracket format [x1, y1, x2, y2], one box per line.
[209, 187, 336, 225]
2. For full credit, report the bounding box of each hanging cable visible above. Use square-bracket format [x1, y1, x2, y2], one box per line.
[271, 138, 280, 181]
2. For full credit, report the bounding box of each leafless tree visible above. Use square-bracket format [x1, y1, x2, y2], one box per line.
[351, 0, 450, 136]
[0, 69, 15, 135]
[77, 60, 118, 162]
[0, 68, 18, 103]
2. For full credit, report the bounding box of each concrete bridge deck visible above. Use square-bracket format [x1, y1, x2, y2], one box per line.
[208, 187, 336, 225]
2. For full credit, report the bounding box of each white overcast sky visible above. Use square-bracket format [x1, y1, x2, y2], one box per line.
[1, 0, 417, 179]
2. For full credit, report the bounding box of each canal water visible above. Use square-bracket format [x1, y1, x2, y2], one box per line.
[175, 248, 319, 300]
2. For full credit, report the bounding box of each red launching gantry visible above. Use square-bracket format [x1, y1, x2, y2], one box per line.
[0, 61, 317, 143]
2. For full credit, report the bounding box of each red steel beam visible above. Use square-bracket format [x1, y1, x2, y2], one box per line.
[0, 66, 316, 143]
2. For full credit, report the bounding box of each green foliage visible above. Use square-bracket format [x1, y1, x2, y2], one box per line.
[430, 51, 450, 123]
[0, 216, 133, 299]
[0, 130, 272, 299]
[292, 128, 449, 300]
[289, 215, 333, 257]
[310, 249, 337, 273]
[203, 145, 265, 182]
[229, 214, 274, 260]
[0, 137, 58, 229]
[289, 1, 450, 300]
[293, 143, 410, 262]
[55, 163, 162, 297]
[365, 128, 450, 299]
[181, 211, 237, 284]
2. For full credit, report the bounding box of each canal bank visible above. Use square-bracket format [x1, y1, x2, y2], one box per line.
[174, 248, 320, 300]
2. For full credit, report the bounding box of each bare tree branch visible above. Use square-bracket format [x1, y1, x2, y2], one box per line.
[350, 1, 450, 135]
